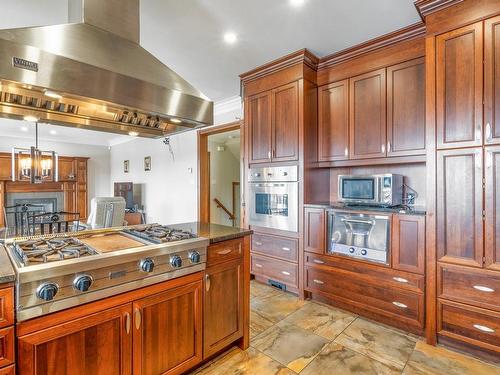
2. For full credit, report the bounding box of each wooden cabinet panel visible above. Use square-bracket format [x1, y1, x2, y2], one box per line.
[304, 207, 326, 254]
[437, 148, 483, 267]
[251, 254, 298, 288]
[349, 68, 387, 159]
[63, 182, 76, 214]
[248, 91, 272, 164]
[0, 156, 12, 181]
[392, 214, 425, 274]
[485, 15, 500, 145]
[133, 281, 202, 375]
[318, 80, 349, 161]
[0, 288, 14, 329]
[387, 58, 426, 156]
[207, 237, 243, 266]
[485, 146, 500, 271]
[272, 82, 299, 162]
[58, 158, 76, 181]
[17, 304, 132, 375]
[0, 327, 14, 368]
[0, 365, 14, 375]
[252, 233, 298, 262]
[204, 259, 243, 358]
[436, 22, 483, 149]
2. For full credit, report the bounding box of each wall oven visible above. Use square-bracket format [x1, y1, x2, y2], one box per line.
[338, 174, 403, 206]
[327, 210, 390, 264]
[248, 166, 298, 232]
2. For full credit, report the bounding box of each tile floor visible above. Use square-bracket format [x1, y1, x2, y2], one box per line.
[192, 281, 500, 375]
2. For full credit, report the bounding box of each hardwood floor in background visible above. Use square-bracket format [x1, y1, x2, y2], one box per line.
[191, 281, 500, 375]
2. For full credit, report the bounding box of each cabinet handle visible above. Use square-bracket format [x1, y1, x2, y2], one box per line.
[134, 308, 141, 330]
[392, 301, 407, 308]
[268, 151, 272, 159]
[381, 144, 385, 154]
[281, 247, 291, 252]
[281, 271, 291, 276]
[313, 279, 324, 285]
[486, 123, 492, 142]
[125, 312, 131, 334]
[205, 274, 211, 292]
[387, 141, 391, 153]
[254, 241, 263, 246]
[486, 151, 493, 169]
[254, 263, 263, 268]
[344, 148, 348, 157]
[473, 324, 495, 333]
[473, 285, 495, 293]
[393, 277, 409, 283]
[313, 259, 325, 264]
[217, 249, 232, 255]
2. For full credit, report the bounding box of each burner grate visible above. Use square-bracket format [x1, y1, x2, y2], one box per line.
[126, 225, 197, 244]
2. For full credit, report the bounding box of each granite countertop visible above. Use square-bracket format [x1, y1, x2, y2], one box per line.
[168, 222, 253, 244]
[304, 202, 426, 216]
[0, 245, 15, 284]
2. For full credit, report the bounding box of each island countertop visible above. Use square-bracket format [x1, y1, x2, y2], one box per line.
[168, 222, 253, 244]
[0, 244, 16, 284]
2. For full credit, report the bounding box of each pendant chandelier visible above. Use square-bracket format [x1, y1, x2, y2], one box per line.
[11, 120, 58, 184]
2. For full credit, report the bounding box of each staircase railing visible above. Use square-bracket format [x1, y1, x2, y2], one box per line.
[213, 198, 235, 224]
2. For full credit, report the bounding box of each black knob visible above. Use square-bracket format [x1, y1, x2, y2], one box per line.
[73, 275, 93, 292]
[349, 247, 355, 254]
[170, 255, 182, 268]
[189, 251, 201, 264]
[361, 249, 368, 256]
[140, 258, 155, 273]
[37, 282, 59, 301]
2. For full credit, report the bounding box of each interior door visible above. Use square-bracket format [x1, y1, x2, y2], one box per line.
[272, 81, 299, 162]
[318, 80, 349, 161]
[387, 58, 426, 156]
[248, 91, 272, 164]
[485, 15, 500, 145]
[133, 280, 202, 375]
[436, 148, 483, 267]
[436, 22, 483, 149]
[349, 68, 387, 159]
[17, 304, 132, 375]
[485, 146, 500, 271]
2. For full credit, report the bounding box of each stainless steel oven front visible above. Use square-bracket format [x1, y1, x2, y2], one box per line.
[248, 166, 298, 232]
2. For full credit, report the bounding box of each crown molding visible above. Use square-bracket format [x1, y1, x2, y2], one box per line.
[414, 0, 464, 19]
[318, 22, 426, 70]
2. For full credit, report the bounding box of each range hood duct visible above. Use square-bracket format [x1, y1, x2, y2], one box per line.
[0, 0, 213, 138]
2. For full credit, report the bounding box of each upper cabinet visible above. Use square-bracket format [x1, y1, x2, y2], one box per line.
[485, 145, 500, 271]
[387, 58, 426, 156]
[349, 68, 387, 159]
[485, 15, 500, 145]
[58, 158, 76, 181]
[436, 22, 483, 149]
[247, 82, 299, 164]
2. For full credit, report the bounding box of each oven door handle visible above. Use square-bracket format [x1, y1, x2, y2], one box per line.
[254, 183, 286, 188]
[341, 218, 376, 225]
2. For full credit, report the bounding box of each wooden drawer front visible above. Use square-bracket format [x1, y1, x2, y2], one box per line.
[438, 300, 500, 352]
[0, 365, 14, 375]
[305, 252, 424, 293]
[0, 289, 13, 329]
[440, 265, 500, 312]
[252, 233, 298, 262]
[251, 255, 298, 287]
[207, 238, 243, 266]
[305, 266, 423, 325]
[0, 327, 14, 368]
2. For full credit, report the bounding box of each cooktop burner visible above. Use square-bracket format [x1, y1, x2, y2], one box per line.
[125, 224, 197, 244]
[13, 237, 97, 266]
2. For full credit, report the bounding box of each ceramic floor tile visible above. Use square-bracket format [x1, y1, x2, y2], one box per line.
[250, 291, 307, 324]
[283, 302, 357, 340]
[191, 347, 296, 375]
[335, 318, 416, 370]
[250, 309, 275, 339]
[402, 341, 500, 375]
[301, 342, 401, 375]
[251, 320, 329, 373]
[250, 280, 281, 299]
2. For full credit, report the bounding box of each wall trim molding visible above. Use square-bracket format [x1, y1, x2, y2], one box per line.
[414, 0, 464, 19]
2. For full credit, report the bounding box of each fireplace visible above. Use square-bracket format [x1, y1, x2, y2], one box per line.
[6, 192, 64, 212]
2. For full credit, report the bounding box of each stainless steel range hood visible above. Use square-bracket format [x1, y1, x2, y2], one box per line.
[0, 0, 213, 138]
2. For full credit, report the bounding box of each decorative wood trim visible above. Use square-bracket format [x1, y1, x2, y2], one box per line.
[318, 22, 426, 70]
[414, 0, 465, 19]
[310, 155, 426, 168]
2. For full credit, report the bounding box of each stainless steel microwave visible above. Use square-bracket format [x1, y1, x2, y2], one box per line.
[338, 174, 404, 206]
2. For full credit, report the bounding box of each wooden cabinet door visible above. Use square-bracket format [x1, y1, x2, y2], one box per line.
[17, 304, 132, 375]
[133, 280, 202, 375]
[247, 91, 272, 164]
[0, 155, 12, 181]
[485, 15, 500, 145]
[58, 158, 76, 181]
[392, 214, 425, 274]
[349, 69, 387, 159]
[437, 148, 483, 267]
[304, 207, 326, 254]
[436, 22, 483, 149]
[204, 259, 243, 358]
[485, 146, 500, 271]
[272, 82, 299, 162]
[318, 80, 349, 161]
[387, 58, 426, 156]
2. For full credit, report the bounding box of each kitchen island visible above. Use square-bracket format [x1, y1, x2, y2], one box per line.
[0, 222, 251, 375]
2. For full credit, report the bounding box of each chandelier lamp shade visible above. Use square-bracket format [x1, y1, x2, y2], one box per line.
[11, 121, 58, 184]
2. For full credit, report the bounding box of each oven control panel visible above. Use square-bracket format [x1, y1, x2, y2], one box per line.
[329, 243, 388, 264]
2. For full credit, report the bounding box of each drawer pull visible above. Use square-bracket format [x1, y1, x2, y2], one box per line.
[282, 247, 291, 251]
[254, 241, 263, 246]
[217, 249, 232, 255]
[392, 302, 408, 308]
[254, 263, 263, 268]
[393, 277, 408, 283]
[313, 259, 325, 264]
[313, 279, 324, 285]
[473, 285, 495, 293]
[281, 271, 291, 276]
[473, 324, 495, 333]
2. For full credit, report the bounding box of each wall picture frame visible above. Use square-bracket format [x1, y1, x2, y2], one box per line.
[124, 160, 129, 173]
[144, 156, 151, 171]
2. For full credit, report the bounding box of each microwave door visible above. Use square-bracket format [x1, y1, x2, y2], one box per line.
[339, 177, 380, 204]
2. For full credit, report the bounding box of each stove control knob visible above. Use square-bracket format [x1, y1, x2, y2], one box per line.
[140, 258, 155, 273]
[349, 247, 355, 254]
[37, 282, 59, 301]
[73, 275, 93, 292]
[189, 251, 201, 264]
[361, 249, 368, 256]
[170, 255, 183, 268]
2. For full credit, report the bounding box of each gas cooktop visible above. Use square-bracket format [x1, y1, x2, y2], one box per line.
[124, 224, 197, 243]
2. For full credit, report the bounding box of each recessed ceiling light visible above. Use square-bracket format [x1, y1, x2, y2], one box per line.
[171, 118, 182, 124]
[23, 115, 38, 122]
[128, 131, 139, 137]
[289, 0, 306, 7]
[50, 129, 57, 135]
[223, 32, 238, 44]
[44, 90, 62, 100]
[20, 126, 28, 132]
